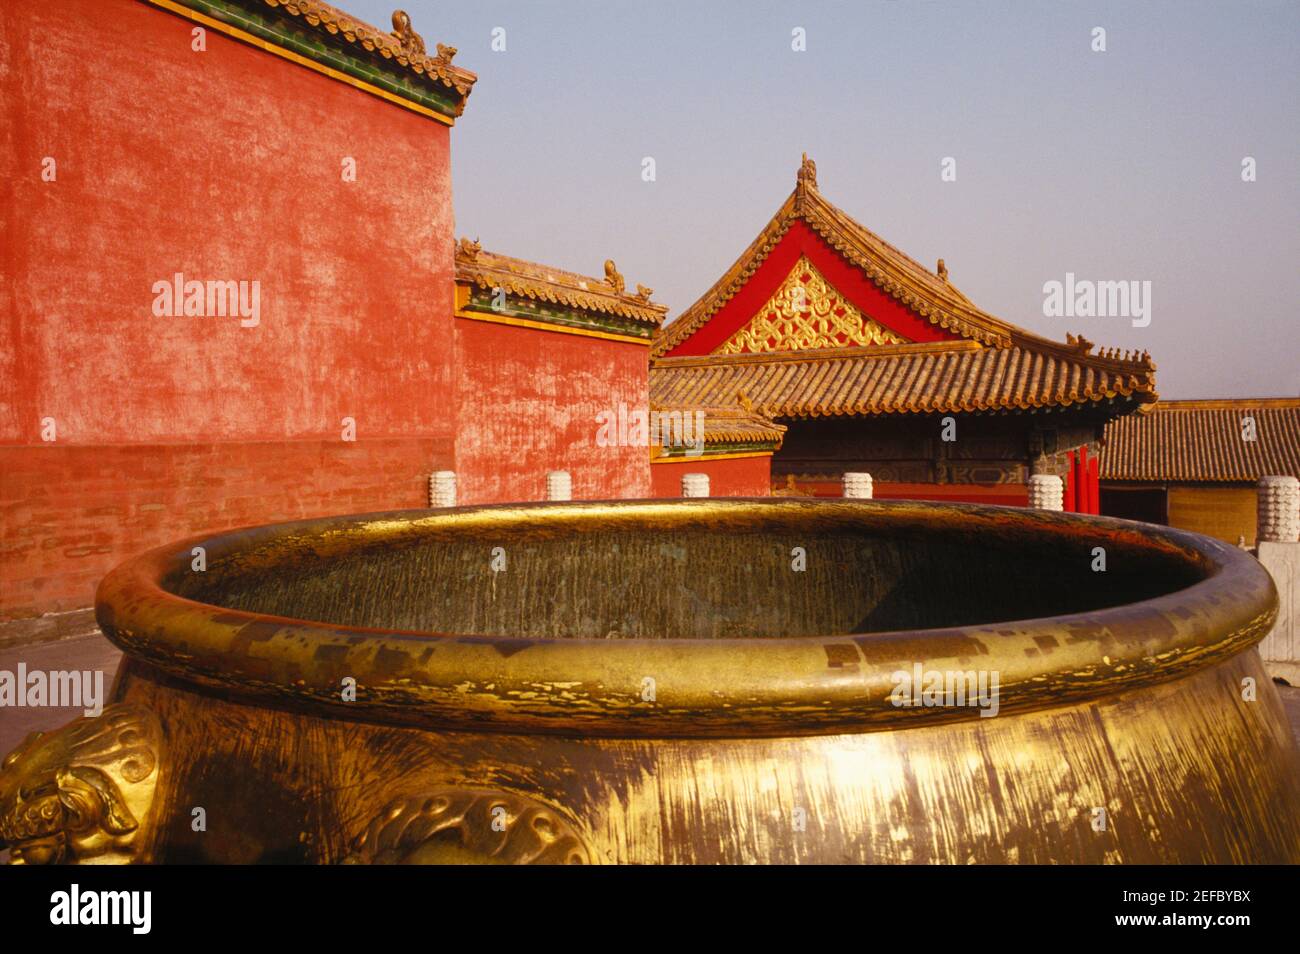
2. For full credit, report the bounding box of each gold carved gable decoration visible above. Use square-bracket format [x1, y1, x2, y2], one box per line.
[717, 257, 908, 354]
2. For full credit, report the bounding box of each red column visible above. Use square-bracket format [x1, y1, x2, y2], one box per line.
[1086, 451, 1100, 515]
[1073, 447, 1083, 513]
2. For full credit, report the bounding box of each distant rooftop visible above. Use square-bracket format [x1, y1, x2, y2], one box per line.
[652, 155, 1157, 420]
[1101, 398, 1300, 483]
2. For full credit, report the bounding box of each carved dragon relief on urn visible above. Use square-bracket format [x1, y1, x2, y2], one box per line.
[342, 789, 592, 865]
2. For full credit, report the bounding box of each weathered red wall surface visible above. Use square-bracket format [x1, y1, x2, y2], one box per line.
[651, 456, 773, 498]
[454, 319, 651, 504]
[0, 439, 446, 618]
[1, 0, 456, 617]
[2, 0, 456, 443]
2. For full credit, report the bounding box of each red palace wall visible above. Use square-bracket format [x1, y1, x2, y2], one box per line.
[3, 439, 446, 619]
[454, 319, 651, 504]
[0, 0, 457, 618]
[651, 456, 774, 498]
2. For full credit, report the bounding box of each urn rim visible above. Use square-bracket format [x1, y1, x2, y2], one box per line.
[95, 498, 1278, 738]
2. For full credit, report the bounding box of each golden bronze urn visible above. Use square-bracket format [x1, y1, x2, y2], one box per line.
[3, 499, 1297, 864]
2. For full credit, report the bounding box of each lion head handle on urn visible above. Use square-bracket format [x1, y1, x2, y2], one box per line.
[0, 703, 164, 865]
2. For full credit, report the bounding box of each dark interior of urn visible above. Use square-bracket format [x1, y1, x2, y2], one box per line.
[168, 510, 1209, 639]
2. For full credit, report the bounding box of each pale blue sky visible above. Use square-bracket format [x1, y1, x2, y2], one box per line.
[348, 0, 1298, 399]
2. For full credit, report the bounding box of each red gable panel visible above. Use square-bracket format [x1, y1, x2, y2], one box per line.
[663, 220, 959, 357]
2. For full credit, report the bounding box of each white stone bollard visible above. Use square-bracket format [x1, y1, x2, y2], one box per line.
[1258, 540, 1300, 685]
[682, 473, 710, 498]
[546, 470, 572, 502]
[429, 470, 457, 508]
[1256, 479, 1300, 684]
[1027, 474, 1064, 512]
[842, 472, 873, 499]
[1258, 475, 1300, 543]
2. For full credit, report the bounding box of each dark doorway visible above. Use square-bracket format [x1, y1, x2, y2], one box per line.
[1100, 486, 1168, 525]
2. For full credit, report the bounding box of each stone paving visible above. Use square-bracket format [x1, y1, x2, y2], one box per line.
[0, 628, 123, 758]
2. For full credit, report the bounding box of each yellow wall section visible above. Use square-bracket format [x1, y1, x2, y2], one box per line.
[1167, 485, 1258, 546]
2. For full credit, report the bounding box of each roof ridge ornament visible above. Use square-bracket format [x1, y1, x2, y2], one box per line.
[1066, 332, 1094, 354]
[797, 153, 818, 191]
[455, 236, 481, 263]
[936, 258, 948, 282]
[1091, 345, 1155, 368]
[604, 260, 626, 295]
[391, 9, 426, 57]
